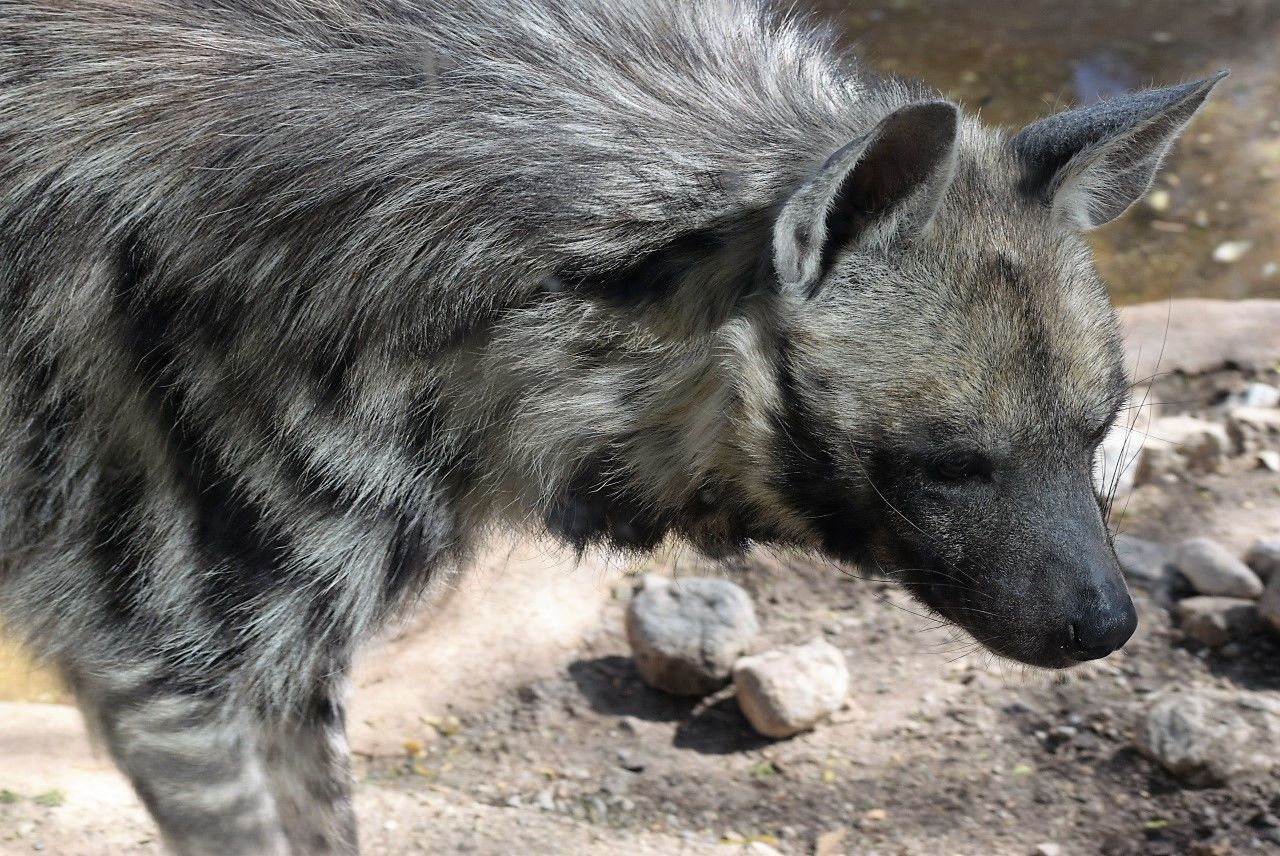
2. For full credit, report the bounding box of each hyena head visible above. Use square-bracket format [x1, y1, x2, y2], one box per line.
[762, 75, 1224, 668]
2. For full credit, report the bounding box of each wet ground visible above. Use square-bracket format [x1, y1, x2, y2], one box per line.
[814, 0, 1280, 304]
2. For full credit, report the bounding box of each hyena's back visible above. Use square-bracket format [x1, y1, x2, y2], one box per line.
[0, 1, 866, 851]
[0, 0, 857, 691]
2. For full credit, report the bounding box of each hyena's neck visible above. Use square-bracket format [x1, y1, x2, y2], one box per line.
[436, 218, 810, 560]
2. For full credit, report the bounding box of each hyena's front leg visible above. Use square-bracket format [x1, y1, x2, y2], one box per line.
[262, 681, 359, 855]
[69, 666, 289, 856]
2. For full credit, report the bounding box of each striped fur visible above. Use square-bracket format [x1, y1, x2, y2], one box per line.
[1, 1, 1219, 851]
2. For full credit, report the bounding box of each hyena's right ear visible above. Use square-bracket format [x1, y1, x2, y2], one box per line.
[773, 101, 959, 298]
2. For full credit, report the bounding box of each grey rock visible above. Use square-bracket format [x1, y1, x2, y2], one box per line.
[1174, 538, 1264, 598]
[1118, 299, 1280, 376]
[1176, 596, 1260, 647]
[1136, 416, 1231, 481]
[615, 749, 648, 773]
[733, 639, 850, 739]
[1259, 574, 1280, 634]
[1246, 539, 1280, 581]
[1033, 844, 1062, 856]
[625, 575, 758, 697]
[1113, 534, 1174, 587]
[1237, 382, 1280, 409]
[1228, 406, 1280, 455]
[1136, 687, 1280, 785]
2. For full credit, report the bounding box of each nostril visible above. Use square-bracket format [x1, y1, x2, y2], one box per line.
[1068, 622, 1115, 661]
[1068, 599, 1139, 661]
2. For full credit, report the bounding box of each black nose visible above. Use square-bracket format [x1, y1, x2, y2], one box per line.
[1067, 597, 1138, 661]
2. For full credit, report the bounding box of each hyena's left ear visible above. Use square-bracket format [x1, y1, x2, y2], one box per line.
[1012, 72, 1227, 229]
[774, 101, 959, 297]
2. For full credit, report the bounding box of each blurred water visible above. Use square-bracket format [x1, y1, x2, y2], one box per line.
[813, 0, 1280, 303]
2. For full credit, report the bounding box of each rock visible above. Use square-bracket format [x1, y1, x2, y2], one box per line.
[1174, 538, 1264, 599]
[625, 575, 758, 696]
[615, 749, 648, 773]
[1033, 844, 1063, 856]
[1246, 540, 1280, 581]
[745, 843, 783, 856]
[733, 639, 850, 739]
[814, 829, 848, 856]
[1237, 382, 1280, 409]
[1136, 687, 1280, 785]
[1113, 534, 1174, 588]
[1093, 391, 1162, 498]
[1212, 240, 1253, 263]
[1094, 422, 1139, 499]
[1229, 407, 1280, 455]
[1119, 300, 1280, 376]
[1176, 597, 1260, 647]
[1136, 417, 1231, 481]
[1259, 576, 1280, 634]
[1260, 450, 1280, 472]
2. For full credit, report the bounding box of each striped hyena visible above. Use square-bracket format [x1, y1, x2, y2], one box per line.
[0, 0, 1221, 852]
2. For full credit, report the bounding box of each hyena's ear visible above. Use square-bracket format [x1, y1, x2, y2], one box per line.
[773, 101, 959, 297]
[1012, 72, 1227, 229]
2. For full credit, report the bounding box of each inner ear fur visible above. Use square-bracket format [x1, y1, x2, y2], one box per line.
[773, 100, 959, 297]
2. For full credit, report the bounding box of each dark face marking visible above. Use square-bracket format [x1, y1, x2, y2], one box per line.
[768, 334, 881, 562]
[857, 415, 1135, 668]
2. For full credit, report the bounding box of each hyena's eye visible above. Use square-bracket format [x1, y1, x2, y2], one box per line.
[1087, 412, 1120, 448]
[929, 451, 992, 482]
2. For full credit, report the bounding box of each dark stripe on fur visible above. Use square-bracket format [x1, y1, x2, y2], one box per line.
[557, 227, 727, 306]
[545, 453, 670, 552]
[114, 234, 293, 630]
[770, 334, 876, 561]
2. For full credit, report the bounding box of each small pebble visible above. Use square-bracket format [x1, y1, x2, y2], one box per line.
[1239, 383, 1280, 409]
[616, 749, 648, 773]
[1259, 575, 1280, 633]
[1213, 240, 1253, 263]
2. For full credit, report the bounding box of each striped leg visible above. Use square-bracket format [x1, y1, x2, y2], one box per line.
[72, 669, 289, 856]
[262, 683, 358, 855]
